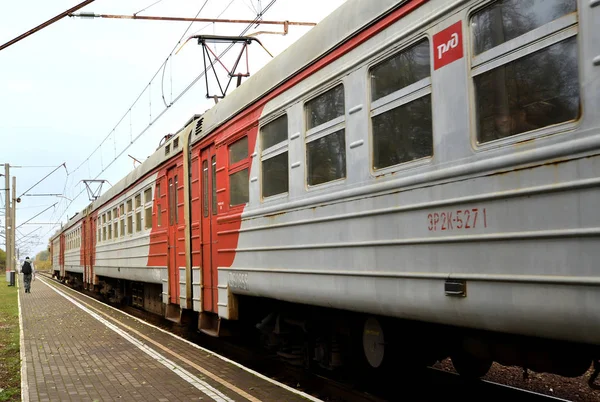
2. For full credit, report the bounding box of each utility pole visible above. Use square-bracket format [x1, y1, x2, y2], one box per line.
[4, 164, 11, 272]
[12, 176, 16, 271]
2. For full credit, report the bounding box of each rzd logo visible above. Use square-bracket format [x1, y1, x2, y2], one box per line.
[433, 21, 463, 70]
[437, 33, 459, 60]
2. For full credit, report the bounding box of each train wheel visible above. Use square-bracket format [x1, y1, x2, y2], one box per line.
[451, 351, 492, 378]
[362, 316, 385, 369]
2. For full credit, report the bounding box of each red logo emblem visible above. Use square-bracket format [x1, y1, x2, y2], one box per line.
[433, 21, 463, 70]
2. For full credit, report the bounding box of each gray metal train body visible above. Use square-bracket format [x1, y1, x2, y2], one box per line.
[51, 0, 600, 382]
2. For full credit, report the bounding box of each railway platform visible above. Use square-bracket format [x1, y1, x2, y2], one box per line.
[18, 275, 319, 402]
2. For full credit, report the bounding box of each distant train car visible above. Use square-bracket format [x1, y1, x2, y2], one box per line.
[50, 0, 600, 385]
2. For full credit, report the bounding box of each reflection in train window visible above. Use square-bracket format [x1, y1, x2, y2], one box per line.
[306, 130, 346, 186]
[230, 168, 249, 206]
[474, 39, 580, 143]
[471, 0, 580, 144]
[370, 39, 432, 170]
[471, 0, 577, 55]
[305, 85, 344, 130]
[229, 137, 248, 165]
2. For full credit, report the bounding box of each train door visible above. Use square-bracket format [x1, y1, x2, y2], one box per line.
[167, 166, 180, 304]
[89, 216, 96, 287]
[82, 218, 89, 286]
[200, 144, 218, 313]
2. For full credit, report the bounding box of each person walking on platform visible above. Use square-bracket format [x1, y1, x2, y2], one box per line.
[21, 257, 35, 293]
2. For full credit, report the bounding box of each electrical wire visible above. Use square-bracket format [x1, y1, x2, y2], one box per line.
[71, 0, 211, 177]
[134, 0, 165, 16]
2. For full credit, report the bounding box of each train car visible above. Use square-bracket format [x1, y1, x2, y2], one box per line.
[49, 232, 61, 279]
[50, 0, 600, 385]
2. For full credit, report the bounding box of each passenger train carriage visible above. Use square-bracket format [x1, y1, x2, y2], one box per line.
[50, 0, 600, 383]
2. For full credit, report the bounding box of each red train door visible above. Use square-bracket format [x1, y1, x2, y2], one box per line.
[200, 145, 218, 313]
[167, 167, 180, 304]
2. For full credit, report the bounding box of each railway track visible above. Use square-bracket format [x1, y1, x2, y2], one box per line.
[39, 272, 571, 402]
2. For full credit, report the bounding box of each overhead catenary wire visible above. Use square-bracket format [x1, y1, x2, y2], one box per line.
[0, 0, 95, 52]
[134, 0, 165, 16]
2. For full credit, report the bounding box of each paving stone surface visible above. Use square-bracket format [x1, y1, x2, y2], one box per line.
[20, 276, 312, 402]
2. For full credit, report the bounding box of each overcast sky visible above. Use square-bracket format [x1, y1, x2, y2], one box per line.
[0, 0, 347, 258]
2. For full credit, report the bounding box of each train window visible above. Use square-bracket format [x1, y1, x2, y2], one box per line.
[369, 39, 432, 170]
[229, 137, 248, 165]
[371, 40, 430, 101]
[135, 194, 142, 209]
[305, 84, 346, 186]
[127, 199, 133, 213]
[471, 0, 576, 55]
[230, 168, 249, 206]
[471, 0, 580, 144]
[127, 215, 133, 235]
[305, 84, 344, 130]
[306, 130, 346, 185]
[260, 114, 289, 198]
[145, 206, 152, 230]
[175, 175, 180, 223]
[136, 211, 142, 232]
[211, 158, 217, 215]
[113, 222, 118, 239]
[120, 218, 125, 236]
[144, 188, 152, 204]
[262, 152, 289, 197]
[202, 160, 209, 217]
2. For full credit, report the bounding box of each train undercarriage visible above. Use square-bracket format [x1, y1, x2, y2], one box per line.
[54, 273, 600, 389]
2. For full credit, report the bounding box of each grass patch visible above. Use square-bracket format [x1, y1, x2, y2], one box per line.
[0, 273, 20, 402]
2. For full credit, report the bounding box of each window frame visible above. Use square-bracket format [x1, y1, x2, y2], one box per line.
[303, 82, 347, 189]
[260, 113, 289, 201]
[467, 0, 581, 150]
[366, 35, 434, 175]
